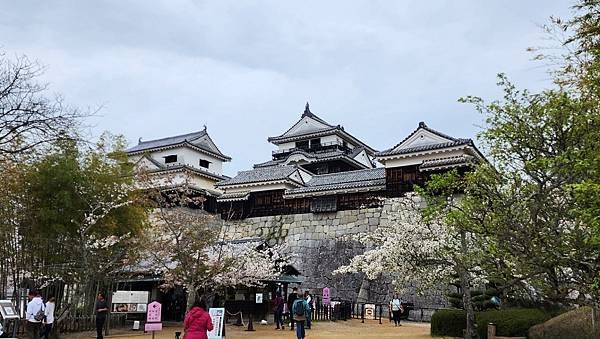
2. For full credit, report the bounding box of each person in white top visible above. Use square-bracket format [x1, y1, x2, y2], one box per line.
[389, 294, 403, 327]
[25, 290, 45, 339]
[41, 297, 56, 339]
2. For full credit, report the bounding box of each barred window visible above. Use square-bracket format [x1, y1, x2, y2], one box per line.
[311, 196, 337, 213]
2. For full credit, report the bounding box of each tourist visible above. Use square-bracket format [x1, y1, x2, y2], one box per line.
[183, 299, 213, 339]
[25, 290, 44, 339]
[273, 292, 285, 330]
[286, 287, 298, 331]
[95, 293, 109, 339]
[292, 294, 308, 339]
[304, 290, 313, 329]
[40, 297, 55, 339]
[389, 294, 403, 327]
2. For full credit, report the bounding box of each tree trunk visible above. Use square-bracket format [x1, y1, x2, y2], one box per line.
[185, 284, 196, 311]
[459, 230, 478, 339]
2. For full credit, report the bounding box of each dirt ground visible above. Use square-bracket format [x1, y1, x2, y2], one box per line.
[65, 320, 431, 339]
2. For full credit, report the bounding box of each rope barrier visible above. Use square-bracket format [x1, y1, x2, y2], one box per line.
[225, 309, 245, 327]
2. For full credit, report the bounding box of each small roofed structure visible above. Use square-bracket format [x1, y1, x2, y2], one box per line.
[216, 165, 313, 218]
[375, 122, 484, 196]
[127, 128, 231, 212]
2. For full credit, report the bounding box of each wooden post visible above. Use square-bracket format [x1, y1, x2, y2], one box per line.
[487, 323, 497, 339]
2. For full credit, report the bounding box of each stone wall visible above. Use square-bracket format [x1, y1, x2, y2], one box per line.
[221, 199, 448, 307]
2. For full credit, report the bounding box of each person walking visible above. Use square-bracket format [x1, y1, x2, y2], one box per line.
[95, 293, 109, 339]
[303, 291, 313, 329]
[40, 297, 55, 339]
[292, 294, 308, 339]
[183, 299, 213, 339]
[25, 290, 44, 339]
[286, 287, 298, 331]
[273, 292, 285, 330]
[389, 294, 403, 327]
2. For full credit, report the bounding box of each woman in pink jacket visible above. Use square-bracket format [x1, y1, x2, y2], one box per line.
[184, 300, 213, 339]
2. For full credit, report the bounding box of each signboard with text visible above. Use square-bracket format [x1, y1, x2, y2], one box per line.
[112, 291, 149, 313]
[0, 300, 19, 319]
[322, 287, 331, 305]
[146, 301, 162, 322]
[207, 308, 224, 339]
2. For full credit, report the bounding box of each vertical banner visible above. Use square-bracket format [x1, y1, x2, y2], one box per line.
[207, 308, 225, 339]
[322, 287, 330, 305]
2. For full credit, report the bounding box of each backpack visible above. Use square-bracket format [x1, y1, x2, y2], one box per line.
[34, 303, 46, 322]
[294, 300, 305, 317]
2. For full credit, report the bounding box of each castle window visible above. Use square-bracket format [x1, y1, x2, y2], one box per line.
[310, 138, 321, 148]
[296, 140, 309, 150]
[311, 196, 337, 213]
[164, 155, 177, 163]
[199, 159, 210, 168]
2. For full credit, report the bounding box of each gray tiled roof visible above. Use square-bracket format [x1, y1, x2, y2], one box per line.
[127, 130, 231, 160]
[147, 164, 228, 181]
[216, 191, 251, 201]
[216, 165, 302, 186]
[419, 154, 476, 171]
[376, 139, 473, 157]
[253, 148, 371, 169]
[286, 168, 385, 195]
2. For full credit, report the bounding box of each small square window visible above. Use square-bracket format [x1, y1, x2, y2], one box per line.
[199, 159, 210, 168]
[164, 155, 177, 163]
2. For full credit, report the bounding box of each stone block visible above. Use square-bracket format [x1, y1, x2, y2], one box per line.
[368, 218, 379, 226]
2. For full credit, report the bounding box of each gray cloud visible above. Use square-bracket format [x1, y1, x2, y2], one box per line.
[0, 0, 572, 175]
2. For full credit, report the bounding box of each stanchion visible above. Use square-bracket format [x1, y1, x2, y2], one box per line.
[245, 313, 255, 331]
[378, 305, 382, 324]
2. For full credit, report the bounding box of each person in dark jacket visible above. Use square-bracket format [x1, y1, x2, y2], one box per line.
[184, 299, 213, 339]
[273, 292, 285, 330]
[286, 287, 298, 331]
[95, 294, 109, 339]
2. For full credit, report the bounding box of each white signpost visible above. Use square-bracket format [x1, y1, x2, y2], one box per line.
[207, 308, 225, 339]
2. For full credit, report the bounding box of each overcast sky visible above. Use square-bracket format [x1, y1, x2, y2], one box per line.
[0, 1, 572, 175]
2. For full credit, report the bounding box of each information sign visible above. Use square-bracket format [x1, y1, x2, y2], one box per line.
[365, 304, 376, 320]
[0, 300, 19, 319]
[207, 308, 225, 339]
[255, 293, 263, 304]
[112, 291, 149, 313]
[144, 323, 162, 331]
[322, 287, 331, 305]
[146, 301, 162, 322]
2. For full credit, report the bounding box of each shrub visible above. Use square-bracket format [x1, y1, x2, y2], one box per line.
[477, 308, 551, 339]
[431, 308, 552, 338]
[529, 306, 600, 339]
[431, 309, 466, 337]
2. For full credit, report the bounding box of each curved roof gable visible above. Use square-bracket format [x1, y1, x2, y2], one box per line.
[376, 122, 478, 158]
[127, 129, 231, 161]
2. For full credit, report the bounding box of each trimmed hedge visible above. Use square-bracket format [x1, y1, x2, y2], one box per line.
[476, 308, 551, 338]
[431, 309, 466, 337]
[431, 308, 552, 339]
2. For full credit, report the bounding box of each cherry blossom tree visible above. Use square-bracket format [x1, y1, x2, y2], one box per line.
[133, 163, 289, 308]
[335, 193, 485, 339]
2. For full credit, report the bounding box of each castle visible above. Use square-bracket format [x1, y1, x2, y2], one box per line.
[126, 103, 484, 306]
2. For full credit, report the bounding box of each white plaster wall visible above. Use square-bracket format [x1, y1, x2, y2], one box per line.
[353, 150, 374, 168]
[136, 146, 224, 175]
[382, 149, 467, 168]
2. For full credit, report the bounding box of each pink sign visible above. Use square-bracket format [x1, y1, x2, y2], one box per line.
[144, 323, 163, 332]
[322, 287, 331, 305]
[146, 301, 162, 323]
